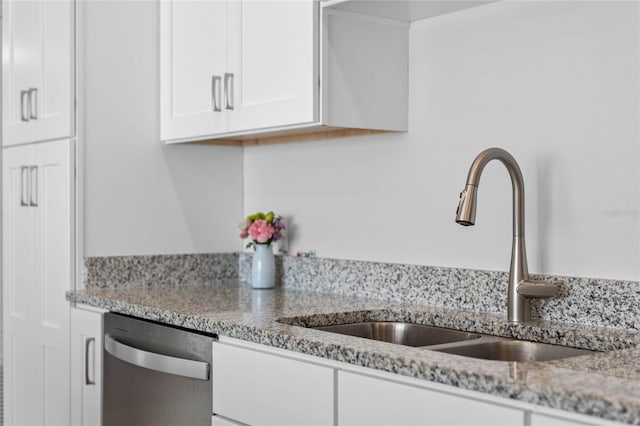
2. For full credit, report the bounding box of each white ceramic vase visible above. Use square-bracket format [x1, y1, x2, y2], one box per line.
[252, 244, 275, 289]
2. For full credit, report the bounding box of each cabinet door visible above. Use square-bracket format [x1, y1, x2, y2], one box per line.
[212, 342, 334, 426]
[29, 0, 75, 144]
[3, 140, 73, 425]
[338, 371, 525, 426]
[226, 0, 317, 133]
[160, 0, 228, 141]
[32, 139, 73, 425]
[2, 0, 73, 146]
[2, 0, 38, 145]
[2, 144, 37, 426]
[71, 308, 104, 426]
[531, 413, 605, 426]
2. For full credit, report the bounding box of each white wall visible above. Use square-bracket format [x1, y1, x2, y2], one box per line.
[82, 1, 243, 256]
[244, 1, 640, 281]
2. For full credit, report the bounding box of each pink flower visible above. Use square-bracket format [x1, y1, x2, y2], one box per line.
[248, 220, 274, 244]
[239, 230, 249, 239]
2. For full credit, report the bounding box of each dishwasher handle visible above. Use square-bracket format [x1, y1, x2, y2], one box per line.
[104, 334, 210, 381]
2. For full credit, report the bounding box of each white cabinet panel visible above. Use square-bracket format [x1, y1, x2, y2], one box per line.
[531, 413, 609, 426]
[338, 370, 525, 426]
[2, 0, 74, 146]
[160, 0, 228, 140]
[2, 139, 73, 426]
[5, 335, 37, 426]
[2, 145, 35, 325]
[2, 144, 36, 426]
[212, 342, 334, 426]
[2, 0, 38, 144]
[226, 0, 317, 133]
[71, 307, 104, 426]
[34, 0, 74, 143]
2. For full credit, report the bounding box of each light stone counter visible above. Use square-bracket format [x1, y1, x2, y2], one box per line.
[68, 279, 640, 425]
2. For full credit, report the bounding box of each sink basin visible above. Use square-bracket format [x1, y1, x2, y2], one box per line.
[313, 322, 481, 347]
[432, 339, 593, 362]
[310, 321, 596, 362]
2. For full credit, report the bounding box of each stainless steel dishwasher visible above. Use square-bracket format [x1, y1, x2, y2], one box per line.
[103, 312, 214, 426]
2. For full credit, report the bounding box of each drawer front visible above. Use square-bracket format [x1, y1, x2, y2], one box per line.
[212, 342, 334, 426]
[338, 371, 525, 426]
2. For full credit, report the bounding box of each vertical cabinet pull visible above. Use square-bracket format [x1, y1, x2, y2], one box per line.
[20, 166, 30, 206]
[29, 166, 38, 207]
[20, 90, 30, 122]
[211, 75, 222, 112]
[85, 337, 96, 385]
[224, 73, 234, 110]
[28, 87, 38, 120]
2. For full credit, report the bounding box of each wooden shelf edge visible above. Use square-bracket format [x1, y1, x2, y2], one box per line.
[188, 127, 392, 147]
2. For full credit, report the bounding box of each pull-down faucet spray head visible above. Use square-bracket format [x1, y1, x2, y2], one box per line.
[455, 185, 478, 226]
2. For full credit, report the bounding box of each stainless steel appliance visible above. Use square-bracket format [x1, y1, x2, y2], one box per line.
[103, 312, 214, 426]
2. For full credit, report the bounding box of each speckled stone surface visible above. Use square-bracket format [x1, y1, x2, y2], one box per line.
[68, 280, 640, 424]
[85, 253, 238, 288]
[238, 253, 640, 331]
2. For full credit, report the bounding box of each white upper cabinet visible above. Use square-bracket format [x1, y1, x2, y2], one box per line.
[2, 0, 75, 146]
[161, 0, 408, 145]
[225, 0, 317, 134]
[161, 0, 318, 143]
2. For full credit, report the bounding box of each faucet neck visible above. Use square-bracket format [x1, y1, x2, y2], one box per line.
[464, 148, 525, 238]
[461, 148, 529, 322]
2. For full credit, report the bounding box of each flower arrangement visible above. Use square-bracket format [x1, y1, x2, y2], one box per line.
[239, 211, 285, 249]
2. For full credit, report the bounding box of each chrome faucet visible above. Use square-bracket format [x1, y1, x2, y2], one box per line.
[455, 148, 559, 322]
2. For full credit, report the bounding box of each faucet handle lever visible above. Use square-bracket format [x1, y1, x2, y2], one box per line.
[517, 280, 560, 299]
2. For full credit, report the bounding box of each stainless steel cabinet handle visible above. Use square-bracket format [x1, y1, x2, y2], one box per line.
[85, 337, 96, 385]
[20, 166, 29, 206]
[211, 75, 221, 112]
[224, 72, 234, 110]
[20, 90, 29, 122]
[29, 166, 38, 207]
[104, 334, 210, 381]
[28, 87, 38, 119]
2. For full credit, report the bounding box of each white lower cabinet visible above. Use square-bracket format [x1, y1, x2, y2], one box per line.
[70, 306, 105, 426]
[212, 341, 334, 426]
[213, 337, 627, 426]
[530, 413, 611, 426]
[2, 139, 73, 426]
[338, 370, 524, 426]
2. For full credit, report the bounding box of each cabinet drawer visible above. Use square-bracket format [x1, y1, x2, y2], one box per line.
[531, 413, 609, 426]
[338, 371, 525, 426]
[212, 342, 334, 426]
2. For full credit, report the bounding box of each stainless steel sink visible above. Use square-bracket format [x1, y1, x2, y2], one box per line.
[311, 321, 596, 362]
[432, 339, 593, 362]
[313, 322, 481, 347]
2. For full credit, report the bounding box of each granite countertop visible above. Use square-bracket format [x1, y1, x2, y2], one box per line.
[67, 280, 640, 424]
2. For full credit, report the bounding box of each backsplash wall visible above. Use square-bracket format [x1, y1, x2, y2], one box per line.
[243, 1, 640, 281]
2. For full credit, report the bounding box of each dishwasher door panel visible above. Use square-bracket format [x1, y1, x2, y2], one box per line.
[103, 313, 214, 426]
